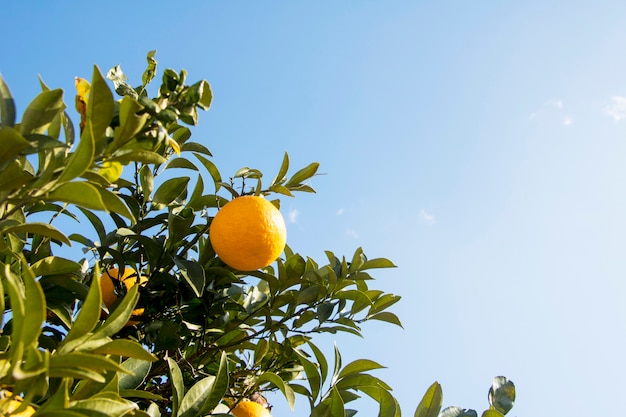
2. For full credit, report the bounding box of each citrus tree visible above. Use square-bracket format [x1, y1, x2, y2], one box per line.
[0, 52, 516, 417]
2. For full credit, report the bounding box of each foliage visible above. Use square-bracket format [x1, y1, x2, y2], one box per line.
[413, 377, 516, 417]
[0, 52, 406, 416]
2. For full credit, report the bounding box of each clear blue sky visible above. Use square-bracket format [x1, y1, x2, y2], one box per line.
[3, 1, 626, 416]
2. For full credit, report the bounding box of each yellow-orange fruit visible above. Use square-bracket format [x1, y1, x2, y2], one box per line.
[209, 196, 287, 271]
[232, 400, 272, 417]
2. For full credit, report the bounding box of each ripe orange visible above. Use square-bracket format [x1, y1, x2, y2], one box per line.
[100, 267, 148, 325]
[0, 391, 35, 416]
[209, 196, 287, 271]
[232, 400, 272, 417]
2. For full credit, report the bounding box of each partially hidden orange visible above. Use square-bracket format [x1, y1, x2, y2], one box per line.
[0, 391, 35, 416]
[231, 400, 272, 417]
[100, 267, 148, 326]
[209, 196, 287, 271]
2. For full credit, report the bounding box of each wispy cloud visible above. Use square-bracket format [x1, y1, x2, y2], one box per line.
[288, 209, 299, 224]
[419, 209, 436, 225]
[335, 208, 345, 216]
[345, 229, 359, 239]
[545, 98, 564, 109]
[603, 96, 626, 121]
[563, 116, 573, 126]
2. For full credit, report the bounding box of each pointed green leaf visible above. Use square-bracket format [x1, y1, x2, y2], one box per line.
[93, 186, 135, 222]
[256, 372, 295, 410]
[366, 312, 403, 328]
[440, 407, 478, 417]
[96, 284, 139, 338]
[0, 126, 30, 164]
[92, 340, 157, 362]
[118, 357, 152, 390]
[285, 162, 319, 187]
[50, 352, 130, 374]
[338, 359, 386, 380]
[108, 150, 166, 165]
[88, 66, 114, 146]
[30, 256, 81, 276]
[295, 349, 322, 402]
[20, 89, 65, 134]
[272, 152, 290, 185]
[2, 222, 71, 246]
[414, 382, 443, 417]
[360, 258, 397, 270]
[57, 123, 94, 183]
[0, 74, 16, 127]
[193, 153, 221, 191]
[481, 411, 504, 417]
[168, 358, 184, 417]
[62, 269, 102, 345]
[152, 177, 190, 205]
[47, 182, 107, 211]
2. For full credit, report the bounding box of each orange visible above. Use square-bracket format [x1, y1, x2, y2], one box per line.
[209, 196, 287, 271]
[0, 391, 35, 416]
[100, 267, 148, 325]
[232, 400, 272, 417]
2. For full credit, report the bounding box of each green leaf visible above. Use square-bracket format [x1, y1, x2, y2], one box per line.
[142, 50, 158, 89]
[96, 284, 139, 338]
[168, 358, 184, 417]
[57, 122, 95, 183]
[414, 382, 443, 417]
[338, 359, 386, 380]
[69, 395, 137, 417]
[272, 152, 290, 185]
[30, 256, 82, 276]
[61, 268, 102, 346]
[108, 150, 166, 165]
[360, 257, 397, 270]
[20, 89, 65, 134]
[295, 349, 322, 402]
[256, 372, 296, 410]
[112, 96, 150, 148]
[330, 386, 346, 417]
[0, 74, 16, 127]
[166, 157, 199, 171]
[0, 126, 30, 165]
[118, 357, 152, 390]
[92, 340, 157, 362]
[178, 376, 218, 417]
[488, 377, 515, 415]
[47, 182, 107, 211]
[93, 186, 135, 222]
[366, 312, 403, 328]
[174, 257, 205, 297]
[378, 389, 401, 417]
[336, 373, 392, 392]
[50, 352, 130, 374]
[285, 162, 319, 187]
[152, 177, 190, 205]
[88, 65, 115, 148]
[194, 153, 221, 191]
[2, 222, 71, 246]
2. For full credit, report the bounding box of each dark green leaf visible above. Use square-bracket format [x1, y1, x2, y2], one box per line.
[0, 126, 30, 165]
[168, 357, 184, 417]
[194, 153, 221, 191]
[112, 96, 150, 148]
[92, 340, 157, 362]
[61, 268, 102, 346]
[2, 222, 71, 246]
[88, 65, 115, 146]
[488, 377, 515, 415]
[57, 122, 94, 183]
[47, 182, 107, 212]
[366, 312, 403, 328]
[272, 152, 289, 185]
[440, 407, 478, 417]
[285, 162, 319, 188]
[0, 74, 16, 127]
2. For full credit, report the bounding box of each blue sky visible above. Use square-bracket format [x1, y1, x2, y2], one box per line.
[3, 1, 626, 416]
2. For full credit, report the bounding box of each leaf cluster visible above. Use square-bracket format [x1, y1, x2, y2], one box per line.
[0, 52, 403, 416]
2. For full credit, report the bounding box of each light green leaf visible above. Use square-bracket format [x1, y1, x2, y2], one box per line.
[360, 258, 397, 270]
[96, 284, 139, 338]
[108, 150, 166, 165]
[118, 357, 152, 390]
[2, 222, 71, 245]
[256, 372, 296, 410]
[272, 152, 289, 185]
[285, 162, 319, 188]
[0, 126, 30, 165]
[57, 121, 94, 183]
[414, 382, 443, 417]
[338, 359, 386, 380]
[47, 182, 107, 211]
[50, 352, 130, 374]
[92, 340, 157, 362]
[168, 358, 184, 417]
[61, 268, 102, 346]
[88, 65, 114, 148]
[366, 312, 403, 328]
[193, 153, 221, 191]
[30, 256, 82, 276]
[439, 407, 478, 417]
[20, 89, 65, 134]
[295, 349, 322, 402]
[93, 186, 135, 222]
[481, 410, 505, 417]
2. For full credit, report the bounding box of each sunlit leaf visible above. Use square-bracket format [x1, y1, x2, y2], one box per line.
[414, 382, 443, 417]
[20, 89, 65, 134]
[0, 74, 16, 127]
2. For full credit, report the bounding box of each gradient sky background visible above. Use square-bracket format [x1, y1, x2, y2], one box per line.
[3, 1, 626, 416]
